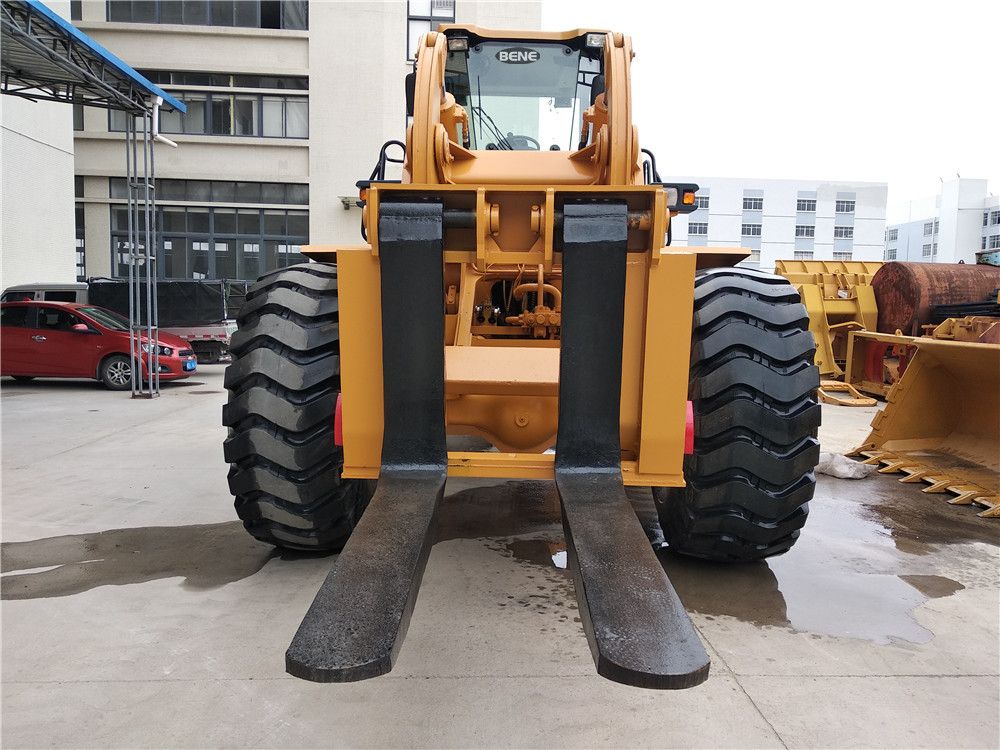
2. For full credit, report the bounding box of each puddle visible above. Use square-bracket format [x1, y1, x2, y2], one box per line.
[436, 475, 989, 647]
[1, 522, 275, 600]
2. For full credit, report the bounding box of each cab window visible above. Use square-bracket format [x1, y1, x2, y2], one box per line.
[37, 307, 86, 331]
[1, 306, 33, 328]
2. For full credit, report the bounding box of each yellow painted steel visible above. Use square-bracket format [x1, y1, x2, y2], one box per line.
[308, 26, 750, 486]
[850, 338, 1000, 517]
[775, 259, 882, 378]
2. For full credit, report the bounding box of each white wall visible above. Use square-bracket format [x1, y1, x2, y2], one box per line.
[0, 0, 77, 287]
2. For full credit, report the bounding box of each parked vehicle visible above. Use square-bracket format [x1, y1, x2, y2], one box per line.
[0, 301, 196, 389]
[1, 278, 248, 363]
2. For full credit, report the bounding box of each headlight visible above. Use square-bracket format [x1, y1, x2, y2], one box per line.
[140, 343, 173, 356]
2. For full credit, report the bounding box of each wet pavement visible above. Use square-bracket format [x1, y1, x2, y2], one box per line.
[2, 368, 998, 748]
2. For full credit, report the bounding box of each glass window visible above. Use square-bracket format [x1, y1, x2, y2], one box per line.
[188, 207, 210, 233]
[238, 209, 261, 235]
[190, 241, 210, 278]
[183, 1, 209, 25]
[796, 199, 816, 212]
[215, 241, 237, 278]
[212, 181, 237, 203]
[408, 0, 453, 60]
[287, 211, 308, 237]
[264, 210, 286, 235]
[214, 208, 237, 234]
[261, 183, 285, 204]
[162, 207, 186, 232]
[886, 248, 896, 260]
[408, 19, 432, 60]
[285, 99, 308, 138]
[793, 251, 813, 260]
[922, 243, 933, 256]
[242, 242, 261, 277]
[834, 226, 854, 239]
[743, 197, 763, 211]
[836, 200, 856, 213]
[234, 96, 259, 136]
[180, 94, 207, 134]
[235, 0, 259, 26]
[262, 96, 284, 137]
[991, 210, 1000, 225]
[923, 222, 934, 236]
[236, 182, 262, 203]
[694, 195, 709, 210]
[281, 0, 308, 29]
[741, 223, 762, 236]
[833, 251, 852, 261]
[1, 306, 31, 327]
[159, 0, 183, 23]
[990, 235, 1000, 250]
[162, 237, 186, 278]
[211, 95, 232, 135]
[795, 225, 815, 238]
[110, 178, 129, 199]
[212, 0, 235, 26]
[159, 179, 187, 201]
[286, 184, 309, 205]
[688, 222, 708, 236]
[188, 181, 212, 201]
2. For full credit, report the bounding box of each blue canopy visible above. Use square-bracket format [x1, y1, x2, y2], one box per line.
[1, 0, 185, 113]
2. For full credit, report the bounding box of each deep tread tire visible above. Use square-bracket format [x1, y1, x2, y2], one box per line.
[223, 262, 375, 551]
[653, 267, 820, 562]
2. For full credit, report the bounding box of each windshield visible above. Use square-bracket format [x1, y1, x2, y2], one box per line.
[79, 306, 129, 331]
[444, 40, 602, 152]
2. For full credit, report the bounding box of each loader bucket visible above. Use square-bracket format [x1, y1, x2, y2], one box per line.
[852, 338, 1000, 517]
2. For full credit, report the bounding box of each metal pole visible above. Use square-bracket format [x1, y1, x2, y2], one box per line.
[141, 110, 157, 397]
[149, 109, 160, 394]
[125, 114, 137, 396]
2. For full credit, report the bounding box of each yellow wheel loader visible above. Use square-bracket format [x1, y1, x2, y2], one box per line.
[223, 26, 820, 689]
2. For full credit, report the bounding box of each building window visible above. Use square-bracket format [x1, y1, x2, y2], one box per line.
[747, 248, 760, 263]
[796, 199, 816, 212]
[922, 243, 932, 257]
[75, 203, 86, 281]
[834, 226, 854, 239]
[933, 219, 939, 233]
[110, 178, 308, 205]
[741, 223, 762, 237]
[110, 205, 308, 280]
[694, 195, 710, 210]
[111, 92, 308, 139]
[742, 196, 763, 211]
[407, 0, 455, 60]
[985, 212, 990, 227]
[990, 235, 1000, 250]
[983, 236, 988, 250]
[923, 221, 934, 236]
[73, 103, 84, 130]
[991, 210, 1000, 225]
[833, 251, 852, 261]
[795, 225, 815, 238]
[688, 222, 708, 236]
[106, 1, 308, 30]
[887, 228, 898, 241]
[835, 200, 855, 213]
[886, 248, 896, 260]
[71, 0, 82, 19]
[793, 251, 813, 260]
[139, 71, 308, 90]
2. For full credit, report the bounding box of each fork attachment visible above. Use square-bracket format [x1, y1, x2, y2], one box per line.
[555, 203, 710, 689]
[285, 202, 447, 682]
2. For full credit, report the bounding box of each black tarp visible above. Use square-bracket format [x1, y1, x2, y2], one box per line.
[87, 278, 249, 327]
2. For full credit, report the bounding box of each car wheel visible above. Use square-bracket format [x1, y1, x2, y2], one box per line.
[100, 354, 133, 391]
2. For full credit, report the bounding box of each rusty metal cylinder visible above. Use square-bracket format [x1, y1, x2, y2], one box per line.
[872, 262, 1000, 335]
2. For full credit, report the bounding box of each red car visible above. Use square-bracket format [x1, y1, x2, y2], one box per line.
[1, 301, 197, 390]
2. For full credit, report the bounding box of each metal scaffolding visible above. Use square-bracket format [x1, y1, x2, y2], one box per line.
[1, 0, 185, 397]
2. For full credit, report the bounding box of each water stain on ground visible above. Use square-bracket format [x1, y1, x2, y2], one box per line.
[1, 522, 275, 600]
[436, 475, 986, 646]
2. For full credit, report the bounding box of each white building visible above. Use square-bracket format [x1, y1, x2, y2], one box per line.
[669, 177, 888, 271]
[71, 0, 541, 281]
[885, 178, 999, 264]
[1, 1, 76, 287]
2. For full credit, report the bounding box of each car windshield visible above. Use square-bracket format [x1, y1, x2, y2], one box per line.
[78, 306, 129, 331]
[444, 39, 602, 152]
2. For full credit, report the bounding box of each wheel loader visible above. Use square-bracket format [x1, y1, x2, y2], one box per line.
[223, 26, 820, 689]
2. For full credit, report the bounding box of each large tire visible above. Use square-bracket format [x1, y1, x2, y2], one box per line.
[653, 267, 821, 562]
[223, 262, 375, 551]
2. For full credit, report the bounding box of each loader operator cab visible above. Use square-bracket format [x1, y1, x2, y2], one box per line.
[440, 31, 604, 152]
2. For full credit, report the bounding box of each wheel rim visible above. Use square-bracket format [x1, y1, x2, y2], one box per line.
[107, 360, 131, 386]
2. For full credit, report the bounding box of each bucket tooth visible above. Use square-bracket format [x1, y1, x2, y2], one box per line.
[286, 203, 447, 682]
[554, 203, 710, 689]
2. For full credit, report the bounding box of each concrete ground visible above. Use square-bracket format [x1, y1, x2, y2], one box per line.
[1, 367, 997, 749]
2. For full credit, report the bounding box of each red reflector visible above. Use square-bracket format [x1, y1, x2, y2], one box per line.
[334, 393, 344, 447]
[684, 400, 694, 455]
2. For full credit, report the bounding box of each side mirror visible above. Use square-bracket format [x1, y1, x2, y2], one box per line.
[590, 74, 605, 107]
[71, 323, 91, 333]
[405, 72, 416, 117]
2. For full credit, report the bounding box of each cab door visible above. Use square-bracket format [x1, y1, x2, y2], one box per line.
[28, 306, 96, 377]
[0, 306, 36, 374]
